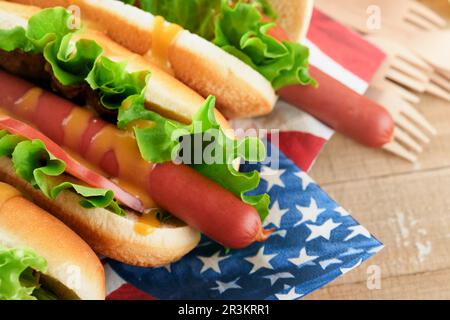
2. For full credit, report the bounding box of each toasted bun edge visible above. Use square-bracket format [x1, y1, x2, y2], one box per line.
[0, 182, 105, 300]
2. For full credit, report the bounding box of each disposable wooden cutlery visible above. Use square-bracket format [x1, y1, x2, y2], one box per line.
[367, 35, 450, 102]
[315, 0, 450, 82]
[366, 86, 437, 162]
[406, 29, 450, 73]
[315, 0, 447, 35]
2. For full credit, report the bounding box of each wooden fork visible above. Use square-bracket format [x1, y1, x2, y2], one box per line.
[366, 86, 437, 162]
[367, 35, 450, 103]
[405, 29, 450, 73]
[315, 0, 447, 35]
[315, 0, 450, 79]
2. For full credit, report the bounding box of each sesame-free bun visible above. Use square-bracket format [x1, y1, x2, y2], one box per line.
[14, 0, 313, 118]
[0, 157, 201, 268]
[268, 0, 314, 42]
[1, 0, 230, 126]
[8, 0, 284, 119]
[0, 182, 105, 300]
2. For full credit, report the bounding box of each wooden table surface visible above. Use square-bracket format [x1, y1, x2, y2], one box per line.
[306, 0, 450, 299]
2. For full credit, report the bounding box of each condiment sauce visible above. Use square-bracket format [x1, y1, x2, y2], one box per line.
[61, 116, 157, 209]
[62, 106, 91, 153]
[148, 16, 183, 74]
[134, 209, 162, 236]
[13, 87, 42, 119]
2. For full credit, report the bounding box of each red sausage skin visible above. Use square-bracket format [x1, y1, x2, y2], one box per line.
[268, 25, 395, 148]
[149, 162, 264, 249]
[278, 67, 395, 148]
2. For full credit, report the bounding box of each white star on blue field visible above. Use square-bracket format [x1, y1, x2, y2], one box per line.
[110, 143, 383, 300]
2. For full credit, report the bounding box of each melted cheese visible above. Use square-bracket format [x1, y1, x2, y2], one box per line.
[148, 16, 183, 74]
[134, 209, 162, 236]
[62, 106, 91, 152]
[13, 87, 42, 119]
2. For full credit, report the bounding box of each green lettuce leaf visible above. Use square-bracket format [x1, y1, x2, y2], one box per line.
[50, 182, 123, 215]
[0, 246, 47, 300]
[0, 27, 35, 53]
[86, 56, 150, 110]
[0, 132, 124, 215]
[44, 34, 104, 86]
[133, 0, 314, 89]
[214, 1, 315, 89]
[25, 7, 72, 51]
[137, 0, 276, 40]
[140, 0, 221, 40]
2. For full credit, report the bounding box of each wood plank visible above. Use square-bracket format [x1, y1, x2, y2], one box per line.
[322, 167, 450, 282]
[419, 0, 450, 20]
[306, 166, 450, 297]
[305, 268, 450, 300]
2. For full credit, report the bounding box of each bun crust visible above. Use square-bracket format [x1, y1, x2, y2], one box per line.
[0, 182, 105, 300]
[170, 32, 277, 119]
[0, 157, 201, 267]
[76, 0, 278, 119]
[268, 0, 314, 42]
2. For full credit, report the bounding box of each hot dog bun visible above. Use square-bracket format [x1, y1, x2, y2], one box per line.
[0, 157, 201, 267]
[0, 0, 230, 127]
[267, 0, 314, 42]
[8, 0, 312, 119]
[0, 182, 105, 300]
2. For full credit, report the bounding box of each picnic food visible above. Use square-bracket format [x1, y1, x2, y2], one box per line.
[0, 182, 105, 300]
[9, 0, 316, 119]
[8, 0, 395, 148]
[0, 2, 272, 266]
[268, 25, 395, 148]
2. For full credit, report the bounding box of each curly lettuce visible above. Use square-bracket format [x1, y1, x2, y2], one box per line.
[85, 56, 150, 110]
[0, 247, 47, 300]
[0, 131, 124, 216]
[45, 34, 103, 86]
[131, 0, 314, 89]
[0, 27, 35, 53]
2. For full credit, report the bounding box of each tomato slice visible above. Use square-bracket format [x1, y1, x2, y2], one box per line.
[0, 116, 145, 213]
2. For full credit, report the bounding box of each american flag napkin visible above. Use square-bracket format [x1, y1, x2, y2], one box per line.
[103, 9, 386, 300]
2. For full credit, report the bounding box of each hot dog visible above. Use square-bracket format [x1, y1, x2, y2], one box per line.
[22, 0, 394, 148]
[11, 0, 315, 119]
[278, 68, 395, 148]
[0, 71, 271, 249]
[270, 24, 394, 147]
[0, 2, 272, 265]
[150, 163, 272, 249]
